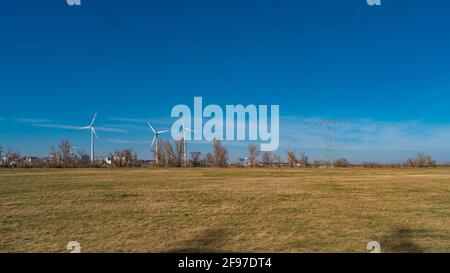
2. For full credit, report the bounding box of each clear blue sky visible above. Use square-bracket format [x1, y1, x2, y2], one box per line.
[1, 0, 450, 163]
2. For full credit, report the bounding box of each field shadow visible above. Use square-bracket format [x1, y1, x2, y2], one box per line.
[380, 227, 425, 253]
[166, 228, 233, 253]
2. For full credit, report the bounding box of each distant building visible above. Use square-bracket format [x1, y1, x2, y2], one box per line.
[104, 156, 112, 165]
[24, 157, 39, 163]
[147, 160, 156, 165]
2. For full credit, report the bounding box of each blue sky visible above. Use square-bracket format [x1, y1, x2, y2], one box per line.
[1, 0, 450, 163]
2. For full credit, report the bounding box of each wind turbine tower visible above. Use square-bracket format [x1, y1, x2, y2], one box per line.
[147, 121, 168, 165]
[80, 112, 98, 163]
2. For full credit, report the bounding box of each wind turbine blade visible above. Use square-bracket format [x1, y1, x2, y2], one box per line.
[182, 119, 194, 132]
[151, 135, 156, 147]
[147, 121, 156, 134]
[91, 127, 98, 138]
[157, 130, 169, 134]
[80, 126, 90, 129]
[90, 112, 97, 127]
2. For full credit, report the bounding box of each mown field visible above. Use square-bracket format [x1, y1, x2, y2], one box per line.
[1, 168, 450, 253]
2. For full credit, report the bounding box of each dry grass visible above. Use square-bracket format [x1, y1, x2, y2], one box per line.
[1, 168, 450, 253]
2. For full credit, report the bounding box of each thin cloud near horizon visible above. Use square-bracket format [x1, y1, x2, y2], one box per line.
[278, 117, 450, 163]
[17, 118, 51, 123]
[32, 123, 128, 133]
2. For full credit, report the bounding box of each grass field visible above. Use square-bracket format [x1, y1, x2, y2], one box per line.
[1, 168, 450, 253]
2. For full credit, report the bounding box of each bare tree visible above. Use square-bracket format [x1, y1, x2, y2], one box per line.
[49, 146, 60, 167]
[204, 152, 214, 167]
[404, 158, 415, 168]
[0, 145, 3, 167]
[404, 153, 437, 168]
[152, 140, 165, 167]
[160, 140, 176, 167]
[77, 149, 88, 166]
[110, 150, 123, 167]
[298, 152, 309, 168]
[334, 158, 350, 168]
[6, 149, 21, 167]
[287, 151, 297, 167]
[247, 144, 260, 167]
[175, 139, 184, 167]
[416, 152, 437, 167]
[110, 149, 138, 167]
[58, 140, 73, 168]
[190, 152, 202, 167]
[110, 149, 137, 168]
[123, 149, 137, 167]
[262, 152, 272, 167]
[312, 160, 322, 168]
[213, 138, 228, 167]
[271, 153, 280, 166]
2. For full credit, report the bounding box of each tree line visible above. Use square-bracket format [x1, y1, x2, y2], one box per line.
[0, 141, 442, 168]
[153, 139, 228, 167]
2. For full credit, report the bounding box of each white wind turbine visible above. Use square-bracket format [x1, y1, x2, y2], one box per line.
[181, 120, 194, 167]
[147, 121, 168, 165]
[80, 112, 98, 163]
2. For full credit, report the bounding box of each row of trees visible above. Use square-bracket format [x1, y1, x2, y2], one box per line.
[153, 139, 228, 167]
[0, 145, 21, 167]
[0, 142, 442, 168]
[155, 141, 440, 168]
[0, 141, 141, 168]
